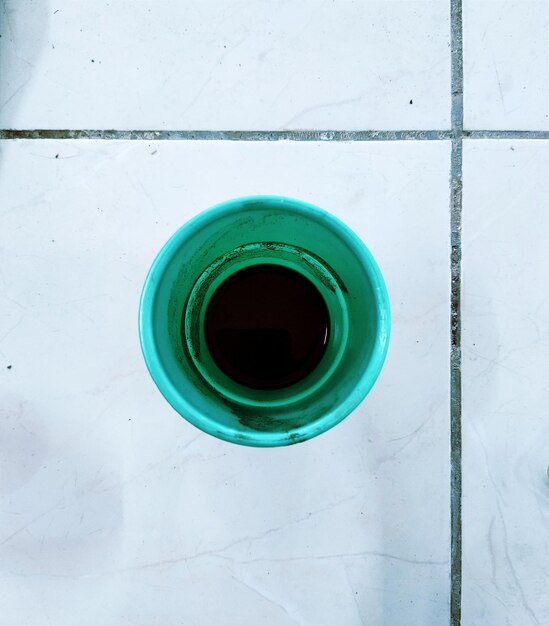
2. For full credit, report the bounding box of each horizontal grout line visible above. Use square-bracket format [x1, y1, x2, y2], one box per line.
[0, 129, 453, 141]
[465, 130, 549, 140]
[2, 129, 548, 142]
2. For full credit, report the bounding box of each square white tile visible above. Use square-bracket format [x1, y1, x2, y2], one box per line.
[464, 0, 549, 130]
[0, 0, 450, 131]
[462, 140, 549, 624]
[0, 139, 450, 625]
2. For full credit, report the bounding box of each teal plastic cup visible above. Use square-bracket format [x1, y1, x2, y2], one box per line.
[139, 196, 390, 447]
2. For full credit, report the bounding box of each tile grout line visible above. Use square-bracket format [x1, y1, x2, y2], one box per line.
[465, 129, 549, 139]
[1, 129, 548, 141]
[450, 0, 463, 624]
[0, 129, 452, 141]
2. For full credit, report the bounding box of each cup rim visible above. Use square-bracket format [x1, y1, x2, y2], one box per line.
[139, 195, 391, 447]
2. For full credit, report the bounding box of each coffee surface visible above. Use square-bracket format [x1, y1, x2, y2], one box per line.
[204, 264, 330, 390]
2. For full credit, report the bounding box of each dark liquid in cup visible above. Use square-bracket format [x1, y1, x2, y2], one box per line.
[205, 264, 330, 390]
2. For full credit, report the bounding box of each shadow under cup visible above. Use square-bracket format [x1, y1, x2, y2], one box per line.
[139, 196, 390, 447]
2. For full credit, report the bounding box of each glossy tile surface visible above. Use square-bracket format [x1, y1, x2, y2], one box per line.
[462, 140, 549, 625]
[0, 0, 450, 130]
[464, 0, 549, 130]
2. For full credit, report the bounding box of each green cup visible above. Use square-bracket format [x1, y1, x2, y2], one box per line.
[139, 196, 390, 447]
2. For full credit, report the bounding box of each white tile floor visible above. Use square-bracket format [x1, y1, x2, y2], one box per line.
[0, 140, 451, 625]
[463, 0, 549, 130]
[0, 0, 450, 131]
[462, 140, 549, 625]
[0, 1, 548, 625]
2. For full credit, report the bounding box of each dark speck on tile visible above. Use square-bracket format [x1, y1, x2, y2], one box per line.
[7, 365, 12, 370]
[55, 154, 59, 158]
[409, 99, 413, 105]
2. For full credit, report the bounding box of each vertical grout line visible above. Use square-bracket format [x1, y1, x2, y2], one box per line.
[450, 0, 463, 624]
[450, 138, 463, 626]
